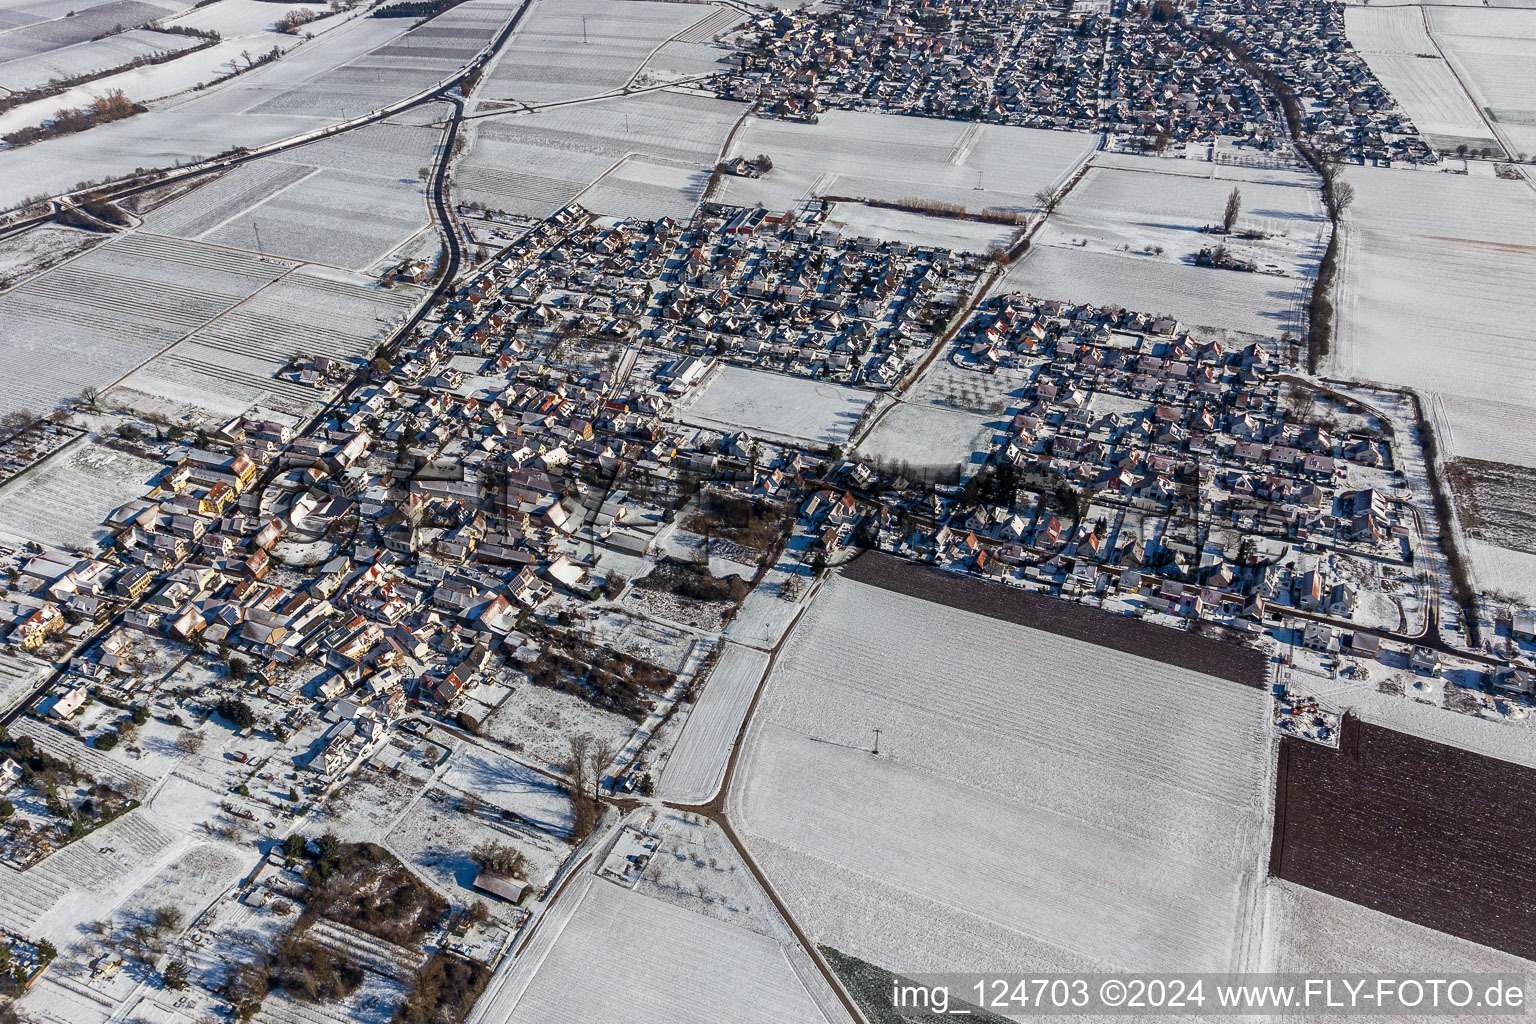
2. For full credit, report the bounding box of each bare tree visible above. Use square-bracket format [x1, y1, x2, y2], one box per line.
[586, 739, 618, 800]
[1033, 187, 1060, 213]
[1327, 179, 1355, 217]
[79, 385, 100, 411]
[1222, 186, 1242, 233]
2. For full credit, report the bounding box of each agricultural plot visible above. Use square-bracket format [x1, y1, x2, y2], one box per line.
[0, 650, 48, 719]
[0, 0, 179, 62]
[1272, 721, 1536, 960]
[0, 437, 160, 550]
[1261, 880, 1536, 1015]
[1035, 160, 1327, 278]
[0, 27, 199, 92]
[1345, 6, 1499, 153]
[486, 873, 840, 1024]
[454, 90, 741, 220]
[1447, 457, 1536, 603]
[1429, 7, 1536, 158]
[823, 201, 1014, 254]
[0, 223, 105, 290]
[998, 243, 1308, 337]
[638, 37, 736, 84]
[116, 261, 421, 417]
[730, 569, 1274, 973]
[144, 112, 445, 271]
[677, 365, 872, 447]
[246, 0, 513, 119]
[658, 642, 768, 804]
[0, 232, 296, 418]
[0, 2, 462, 209]
[471, 0, 719, 107]
[1330, 167, 1536, 468]
[716, 112, 1097, 218]
[856, 357, 1021, 479]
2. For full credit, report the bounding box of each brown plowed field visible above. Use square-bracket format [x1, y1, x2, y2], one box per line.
[1272, 717, 1536, 960]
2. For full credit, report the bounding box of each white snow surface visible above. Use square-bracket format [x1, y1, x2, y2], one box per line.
[678, 365, 873, 447]
[729, 573, 1275, 973]
[485, 870, 839, 1024]
[717, 111, 1097, 218]
[658, 641, 768, 804]
[1330, 166, 1536, 468]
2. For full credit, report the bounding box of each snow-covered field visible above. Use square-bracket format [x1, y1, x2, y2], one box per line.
[1429, 6, 1536, 157]
[454, 89, 741, 220]
[716, 112, 1097, 219]
[855, 358, 1019, 478]
[115, 261, 421, 417]
[0, 436, 160, 550]
[144, 114, 445, 270]
[472, 0, 721, 106]
[0, 26, 198, 92]
[0, 223, 104, 288]
[483, 682, 635, 774]
[1330, 167, 1536, 468]
[730, 572, 1275, 974]
[1467, 538, 1536, 605]
[0, 0, 515, 209]
[483, 870, 841, 1024]
[1345, 6, 1500, 153]
[855, 400, 1000, 479]
[0, 232, 297, 417]
[678, 366, 873, 447]
[1038, 159, 1326, 276]
[823, 201, 1014, 254]
[1261, 879, 1535, 1010]
[658, 642, 768, 804]
[990, 155, 1325, 340]
[0, 0, 189, 61]
[998, 243, 1310, 337]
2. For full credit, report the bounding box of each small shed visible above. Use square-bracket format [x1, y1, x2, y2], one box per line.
[473, 871, 527, 904]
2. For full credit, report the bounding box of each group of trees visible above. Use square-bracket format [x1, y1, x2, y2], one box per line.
[3, 90, 143, 147]
[564, 733, 617, 841]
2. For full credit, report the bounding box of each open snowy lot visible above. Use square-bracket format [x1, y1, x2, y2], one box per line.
[658, 642, 768, 804]
[823, 202, 1014, 254]
[1331, 167, 1536, 468]
[678, 366, 872, 447]
[717, 112, 1096, 219]
[856, 359, 1020, 478]
[998, 243, 1307, 337]
[481, 871, 841, 1024]
[1037, 159, 1327, 277]
[454, 89, 741, 220]
[729, 571, 1274, 973]
[471, 0, 721, 107]
[1345, 6, 1499, 153]
[1429, 6, 1536, 158]
[0, 437, 160, 550]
